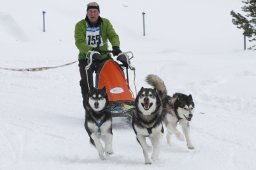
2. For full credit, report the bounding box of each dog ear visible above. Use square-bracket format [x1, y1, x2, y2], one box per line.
[188, 94, 193, 100]
[139, 87, 144, 92]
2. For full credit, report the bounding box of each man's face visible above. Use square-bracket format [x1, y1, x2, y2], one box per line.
[87, 9, 100, 23]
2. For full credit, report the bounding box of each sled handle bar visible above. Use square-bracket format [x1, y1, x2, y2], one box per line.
[99, 50, 134, 61]
[85, 51, 112, 70]
[85, 51, 135, 71]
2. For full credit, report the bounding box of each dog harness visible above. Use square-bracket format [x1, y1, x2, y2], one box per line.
[134, 112, 164, 135]
[89, 108, 110, 133]
[146, 125, 164, 135]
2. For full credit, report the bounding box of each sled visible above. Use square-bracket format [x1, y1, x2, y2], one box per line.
[85, 51, 136, 118]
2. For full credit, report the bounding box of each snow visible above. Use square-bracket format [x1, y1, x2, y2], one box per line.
[0, 0, 256, 169]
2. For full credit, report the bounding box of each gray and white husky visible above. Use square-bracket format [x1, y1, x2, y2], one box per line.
[146, 74, 195, 150]
[84, 86, 113, 160]
[132, 87, 164, 164]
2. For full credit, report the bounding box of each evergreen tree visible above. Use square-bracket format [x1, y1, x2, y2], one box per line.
[231, 0, 256, 49]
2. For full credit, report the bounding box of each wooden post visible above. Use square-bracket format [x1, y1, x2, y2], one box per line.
[43, 11, 46, 32]
[142, 12, 146, 36]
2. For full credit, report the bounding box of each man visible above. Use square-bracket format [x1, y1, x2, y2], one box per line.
[75, 2, 123, 109]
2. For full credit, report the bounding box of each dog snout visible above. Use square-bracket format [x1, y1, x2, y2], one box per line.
[144, 97, 149, 103]
[189, 114, 193, 118]
[94, 101, 99, 108]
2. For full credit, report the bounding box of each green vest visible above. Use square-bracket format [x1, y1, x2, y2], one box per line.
[74, 17, 120, 60]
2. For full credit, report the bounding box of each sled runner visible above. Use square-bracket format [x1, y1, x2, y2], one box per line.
[85, 51, 136, 118]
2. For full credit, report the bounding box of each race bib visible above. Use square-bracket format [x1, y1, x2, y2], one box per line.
[86, 26, 103, 48]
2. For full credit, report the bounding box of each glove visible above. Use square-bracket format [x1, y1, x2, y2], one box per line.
[90, 48, 102, 61]
[92, 53, 102, 61]
[117, 54, 129, 67]
[112, 46, 122, 56]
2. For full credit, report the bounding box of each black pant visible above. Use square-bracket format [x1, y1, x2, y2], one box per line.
[78, 60, 94, 109]
[78, 55, 111, 109]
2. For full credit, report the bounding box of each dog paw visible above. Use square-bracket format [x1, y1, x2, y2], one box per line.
[145, 160, 152, 165]
[99, 155, 106, 160]
[187, 145, 195, 150]
[106, 150, 114, 155]
[99, 151, 106, 160]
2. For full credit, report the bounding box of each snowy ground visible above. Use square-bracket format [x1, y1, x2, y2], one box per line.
[1, 0, 256, 169]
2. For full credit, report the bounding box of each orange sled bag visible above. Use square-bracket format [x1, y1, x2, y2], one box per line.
[96, 59, 135, 116]
[98, 59, 134, 102]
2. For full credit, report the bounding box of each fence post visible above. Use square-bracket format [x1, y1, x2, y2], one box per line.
[42, 11, 46, 32]
[142, 12, 146, 36]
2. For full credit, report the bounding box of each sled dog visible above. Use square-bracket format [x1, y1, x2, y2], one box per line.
[146, 74, 195, 149]
[84, 86, 113, 160]
[132, 87, 164, 164]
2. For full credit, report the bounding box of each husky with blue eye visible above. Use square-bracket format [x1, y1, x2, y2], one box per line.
[146, 74, 195, 150]
[84, 86, 113, 160]
[132, 87, 164, 164]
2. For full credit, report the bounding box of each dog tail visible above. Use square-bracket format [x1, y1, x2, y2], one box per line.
[146, 74, 167, 98]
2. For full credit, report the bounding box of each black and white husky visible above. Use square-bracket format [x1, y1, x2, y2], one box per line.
[146, 74, 195, 150]
[132, 87, 164, 164]
[84, 86, 113, 160]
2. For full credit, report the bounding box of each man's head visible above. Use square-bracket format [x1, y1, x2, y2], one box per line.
[87, 2, 100, 24]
